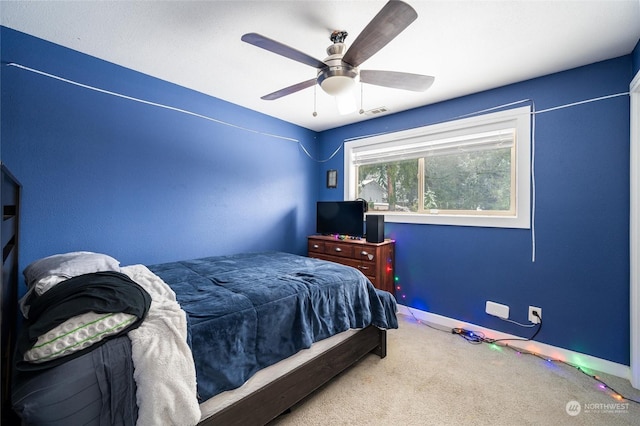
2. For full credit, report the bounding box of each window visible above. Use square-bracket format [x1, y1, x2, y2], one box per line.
[344, 106, 531, 228]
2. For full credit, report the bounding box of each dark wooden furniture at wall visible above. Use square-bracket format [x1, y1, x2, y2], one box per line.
[308, 235, 395, 294]
[0, 164, 20, 425]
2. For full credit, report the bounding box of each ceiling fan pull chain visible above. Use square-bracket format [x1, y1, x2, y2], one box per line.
[359, 82, 364, 115]
[313, 84, 318, 117]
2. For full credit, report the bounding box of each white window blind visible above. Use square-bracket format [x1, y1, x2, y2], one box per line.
[351, 128, 515, 166]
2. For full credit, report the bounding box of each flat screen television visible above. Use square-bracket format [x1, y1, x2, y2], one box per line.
[316, 200, 366, 237]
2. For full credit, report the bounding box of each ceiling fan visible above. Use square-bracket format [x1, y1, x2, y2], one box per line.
[241, 0, 434, 114]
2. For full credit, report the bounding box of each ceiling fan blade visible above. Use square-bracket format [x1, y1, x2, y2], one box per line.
[242, 33, 327, 70]
[342, 1, 418, 68]
[360, 70, 434, 92]
[261, 78, 317, 100]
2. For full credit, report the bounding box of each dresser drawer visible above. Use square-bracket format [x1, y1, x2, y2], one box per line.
[324, 241, 354, 258]
[308, 253, 360, 270]
[356, 259, 376, 278]
[308, 239, 325, 255]
[354, 247, 376, 262]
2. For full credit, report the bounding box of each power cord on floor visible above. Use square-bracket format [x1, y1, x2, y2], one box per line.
[404, 308, 640, 405]
[451, 327, 486, 344]
[483, 310, 542, 344]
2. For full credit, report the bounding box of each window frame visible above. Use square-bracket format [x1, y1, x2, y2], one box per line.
[344, 106, 531, 229]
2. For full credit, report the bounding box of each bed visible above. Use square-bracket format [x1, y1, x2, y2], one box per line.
[1, 187, 398, 425]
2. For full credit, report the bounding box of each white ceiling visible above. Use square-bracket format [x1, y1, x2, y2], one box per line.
[2, 0, 639, 132]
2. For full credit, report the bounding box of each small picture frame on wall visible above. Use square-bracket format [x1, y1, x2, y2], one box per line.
[326, 169, 338, 188]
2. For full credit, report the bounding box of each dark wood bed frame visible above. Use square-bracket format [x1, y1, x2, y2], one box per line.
[201, 325, 386, 426]
[0, 162, 388, 425]
[1, 164, 21, 425]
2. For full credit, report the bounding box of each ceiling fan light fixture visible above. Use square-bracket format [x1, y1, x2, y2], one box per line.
[317, 66, 358, 96]
[320, 75, 355, 96]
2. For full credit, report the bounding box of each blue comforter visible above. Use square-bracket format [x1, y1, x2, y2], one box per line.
[148, 251, 397, 401]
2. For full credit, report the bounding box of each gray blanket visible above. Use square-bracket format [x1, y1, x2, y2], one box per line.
[12, 336, 137, 425]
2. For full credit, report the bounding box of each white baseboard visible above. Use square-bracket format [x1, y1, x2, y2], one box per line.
[397, 304, 631, 381]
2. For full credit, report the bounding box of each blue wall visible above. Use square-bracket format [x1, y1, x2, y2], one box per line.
[1, 27, 319, 270]
[318, 57, 633, 365]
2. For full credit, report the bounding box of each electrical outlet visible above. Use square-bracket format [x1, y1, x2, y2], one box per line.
[528, 306, 542, 324]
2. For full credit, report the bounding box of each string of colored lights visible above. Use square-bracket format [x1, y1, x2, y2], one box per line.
[404, 306, 640, 405]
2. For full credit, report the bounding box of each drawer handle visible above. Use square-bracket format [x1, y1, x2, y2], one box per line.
[359, 266, 370, 271]
[334, 247, 342, 252]
[313, 244, 320, 249]
[362, 251, 374, 260]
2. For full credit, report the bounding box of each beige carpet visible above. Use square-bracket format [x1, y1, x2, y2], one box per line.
[269, 314, 640, 426]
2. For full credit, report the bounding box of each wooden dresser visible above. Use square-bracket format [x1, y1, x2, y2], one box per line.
[307, 235, 395, 294]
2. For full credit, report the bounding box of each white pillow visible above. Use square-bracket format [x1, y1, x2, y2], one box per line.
[20, 252, 121, 318]
[23, 311, 136, 363]
[23, 251, 121, 289]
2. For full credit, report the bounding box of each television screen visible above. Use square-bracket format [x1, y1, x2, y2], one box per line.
[316, 201, 366, 237]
